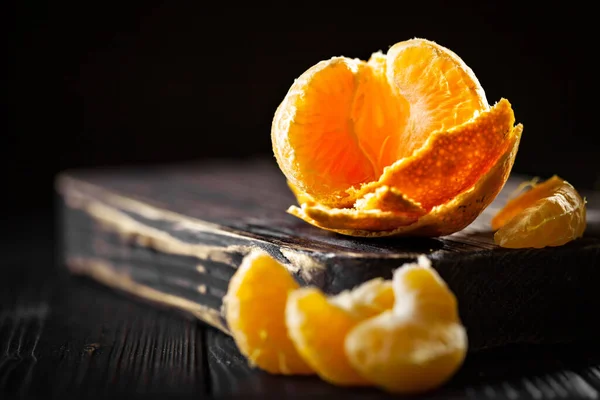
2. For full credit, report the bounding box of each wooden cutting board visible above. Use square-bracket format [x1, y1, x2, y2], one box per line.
[56, 159, 600, 351]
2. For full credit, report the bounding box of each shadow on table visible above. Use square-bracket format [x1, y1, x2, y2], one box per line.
[208, 327, 600, 399]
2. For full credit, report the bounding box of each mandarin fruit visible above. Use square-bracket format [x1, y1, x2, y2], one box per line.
[492, 175, 587, 248]
[285, 278, 394, 386]
[223, 251, 314, 375]
[272, 38, 522, 237]
[345, 256, 467, 394]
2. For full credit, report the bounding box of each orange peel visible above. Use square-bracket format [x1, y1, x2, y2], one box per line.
[290, 122, 522, 237]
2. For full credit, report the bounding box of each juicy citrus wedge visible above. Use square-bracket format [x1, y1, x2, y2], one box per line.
[272, 38, 522, 236]
[285, 288, 370, 386]
[492, 175, 587, 248]
[223, 251, 314, 375]
[345, 256, 467, 394]
[285, 278, 394, 386]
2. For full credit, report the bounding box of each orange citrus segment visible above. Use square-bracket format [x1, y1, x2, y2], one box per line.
[391, 256, 458, 322]
[492, 176, 562, 230]
[224, 251, 314, 375]
[492, 176, 587, 248]
[386, 38, 489, 159]
[285, 287, 370, 386]
[345, 256, 467, 394]
[345, 314, 467, 394]
[272, 58, 380, 203]
[354, 51, 409, 173]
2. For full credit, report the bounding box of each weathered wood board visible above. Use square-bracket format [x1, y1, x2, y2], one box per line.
[56, 159, 600, 351]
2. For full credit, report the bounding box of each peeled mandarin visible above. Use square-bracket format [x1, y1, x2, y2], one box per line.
[272, 38, 522, 237]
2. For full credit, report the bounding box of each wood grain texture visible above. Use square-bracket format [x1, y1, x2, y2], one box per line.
[0, 235, 207, 399]
[56, 159, 600, 351]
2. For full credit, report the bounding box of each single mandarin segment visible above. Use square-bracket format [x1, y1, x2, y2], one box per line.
[272, 37, 522, 236]
[284, 278, 394, 386]
[272, 58, 381, 205]
[492, 176, 587, 248]
[345, 256, 468, 394]
[285, 288, 371, 386]
[223, 251, 314, 375]
[385, 38, 489, 159]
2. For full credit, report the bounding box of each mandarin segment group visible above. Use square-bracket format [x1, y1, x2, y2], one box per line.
[224, 251, 467, 394]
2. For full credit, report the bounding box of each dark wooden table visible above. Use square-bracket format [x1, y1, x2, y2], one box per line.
[2, 211, 600, 399]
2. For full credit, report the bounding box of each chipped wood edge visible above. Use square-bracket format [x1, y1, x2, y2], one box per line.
[67, 256, 230, 334]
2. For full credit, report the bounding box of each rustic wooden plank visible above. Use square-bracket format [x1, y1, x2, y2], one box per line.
[206, 326, 600, 399]
[0, 239, 208, 398]
[56, 159, 600, 351]
[3, 212, 600, 399]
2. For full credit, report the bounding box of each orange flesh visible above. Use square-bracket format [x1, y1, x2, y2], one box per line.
[280, 56, 405, 197]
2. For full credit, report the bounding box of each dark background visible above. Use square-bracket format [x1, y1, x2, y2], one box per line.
[6, 2, 590, 222]
[2, 5, 599, 399]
